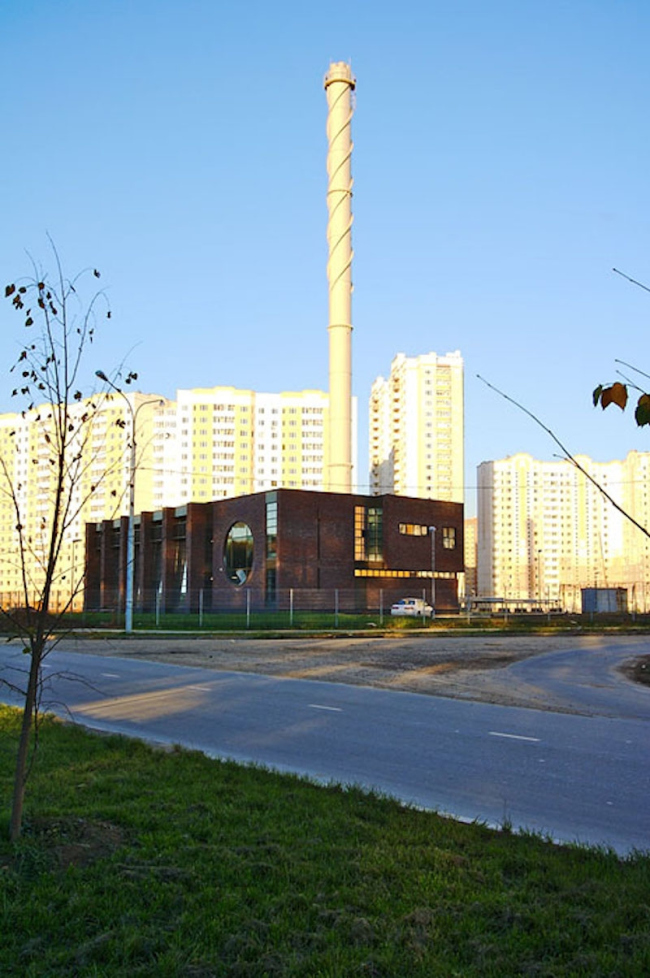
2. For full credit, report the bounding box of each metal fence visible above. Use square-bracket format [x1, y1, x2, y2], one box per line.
[2, 585, 648, 631]
[80, 586, 439, 630]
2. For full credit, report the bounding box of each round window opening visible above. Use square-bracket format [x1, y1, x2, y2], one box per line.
[223, 522, 254, 586]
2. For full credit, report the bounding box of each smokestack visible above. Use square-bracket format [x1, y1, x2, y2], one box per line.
[324, 61, 355, 494]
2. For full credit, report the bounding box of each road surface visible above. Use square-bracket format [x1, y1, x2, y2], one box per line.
[1, 639, 648, 855]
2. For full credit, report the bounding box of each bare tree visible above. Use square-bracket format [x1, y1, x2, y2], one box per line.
[1, 241, 136, 841]
[593, 270, 650, 426]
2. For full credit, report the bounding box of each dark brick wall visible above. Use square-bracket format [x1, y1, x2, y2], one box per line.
[84, 489, 464, 613]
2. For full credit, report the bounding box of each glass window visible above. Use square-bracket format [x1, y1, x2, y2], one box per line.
[223, 522, 254, 585]
[442, 526, 456, 549]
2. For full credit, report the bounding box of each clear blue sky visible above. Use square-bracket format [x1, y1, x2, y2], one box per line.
[2, 0, 649, 512]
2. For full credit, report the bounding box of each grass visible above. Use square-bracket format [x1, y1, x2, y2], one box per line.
[1, 707, 649, 976]
[20, 609, 650, 636]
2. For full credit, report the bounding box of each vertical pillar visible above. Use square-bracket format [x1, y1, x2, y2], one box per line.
[324, 62, 355, 493]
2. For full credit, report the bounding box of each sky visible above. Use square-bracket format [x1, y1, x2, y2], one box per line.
[1, 0, 649, 514]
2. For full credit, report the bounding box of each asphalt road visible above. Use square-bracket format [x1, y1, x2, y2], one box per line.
[472, 638, 650, 719]
[1, 640, 648, 855]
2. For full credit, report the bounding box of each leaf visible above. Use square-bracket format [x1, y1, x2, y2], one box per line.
[635, 393, 650, 427]
[600, 382, 628, 411]
[592, 384, 603, 407]
[93, 269, 101, 278]
[25, 318, 33, 327]
[5, 284, 15, 297]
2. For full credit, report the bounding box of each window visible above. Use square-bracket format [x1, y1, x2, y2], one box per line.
[223, 522, 254, 585]
[355, 506, 383, 562]
[398, 523, 429, 536]
[442, 526, 456, 549]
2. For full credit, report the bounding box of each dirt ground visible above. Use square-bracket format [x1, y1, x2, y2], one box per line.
[59, 631, 643, 713]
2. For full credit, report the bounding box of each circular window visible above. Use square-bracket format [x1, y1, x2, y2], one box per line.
[223, 522, 254, 586]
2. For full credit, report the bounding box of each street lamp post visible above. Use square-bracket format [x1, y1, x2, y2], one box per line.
[428, 525, 436, 618]
[96, 371, 162, 633]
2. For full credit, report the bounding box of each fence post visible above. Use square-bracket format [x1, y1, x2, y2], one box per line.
[379, 589, 383, 626]
[289, 588, 294, 628]
[199, 588, 204, 628]
[155, 591, 160, 628]
[334, 588, 339, 628]
[246, 589, 251, 629]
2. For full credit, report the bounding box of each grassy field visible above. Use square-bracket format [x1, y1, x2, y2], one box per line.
[1, 706, 649, 977]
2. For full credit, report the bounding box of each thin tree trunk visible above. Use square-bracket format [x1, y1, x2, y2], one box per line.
[9, 645, 42, 842]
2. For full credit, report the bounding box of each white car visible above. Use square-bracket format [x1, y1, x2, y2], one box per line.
[390, 597, 433, 618]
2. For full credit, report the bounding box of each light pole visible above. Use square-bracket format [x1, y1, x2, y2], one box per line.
[96, 371, 163, 633]
[428, 525, 436, 618]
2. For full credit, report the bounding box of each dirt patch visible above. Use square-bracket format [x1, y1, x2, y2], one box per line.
[44, 633, 650, 714]
[12, 816, 126, 870]
[57, 633, 554, 706]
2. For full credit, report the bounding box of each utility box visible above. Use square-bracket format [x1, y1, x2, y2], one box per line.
[581, 587, 628, 614]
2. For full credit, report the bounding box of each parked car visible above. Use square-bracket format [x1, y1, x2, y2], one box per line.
[390, 597, 433, 618]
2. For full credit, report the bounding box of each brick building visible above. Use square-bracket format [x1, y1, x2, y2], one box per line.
[85, 489, 464, 615]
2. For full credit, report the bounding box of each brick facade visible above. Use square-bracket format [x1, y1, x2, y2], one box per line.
[85, 489, 464, 614]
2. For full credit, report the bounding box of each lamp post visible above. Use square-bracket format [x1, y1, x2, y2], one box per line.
[96, 371, 163, 633]
[428, 525, 436, 618]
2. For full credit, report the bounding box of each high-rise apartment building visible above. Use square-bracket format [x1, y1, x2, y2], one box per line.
[369, 351, 464, 503]
[150, 387, 345, 510]
[0, 392, 165, 610]
[0, 384, 354, 609]
[478, 451, 650, 611]
[464, 516, 478, 599]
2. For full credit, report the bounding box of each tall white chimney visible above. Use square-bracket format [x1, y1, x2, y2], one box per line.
[324, 61, 355, 493]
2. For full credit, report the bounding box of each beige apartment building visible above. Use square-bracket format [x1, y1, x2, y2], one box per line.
[149, 387, 345, 510]
[0, 391, 164, 611]
[477, 451, 650, 611]
[369, 351, 464, 503]
[0, 385, 346, 610]
[464, 516, 478, 599]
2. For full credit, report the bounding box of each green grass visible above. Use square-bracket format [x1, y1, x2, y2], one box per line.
[1, 705, 649, 977]
[34, 608, 650, 636]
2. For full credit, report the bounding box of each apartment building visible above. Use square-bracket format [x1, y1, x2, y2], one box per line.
[149, 387, 342, 510]
[369, 351, 464, 503]
[464, 516, 478, 599]
[0, 392, 164, 610]
[0, 384, 351, 610]
[477, 451, 650, 611]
